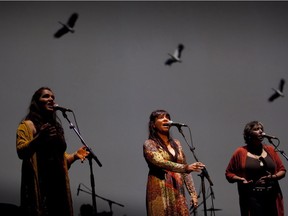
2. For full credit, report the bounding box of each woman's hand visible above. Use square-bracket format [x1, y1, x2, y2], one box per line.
[187, 162, 205, 172]
[235, 176, 253, 184]
[74, 146, 90, 162]
[256, 174, 276, 184]
[242, 178, 253, 184]
[39, 123, 57, 138]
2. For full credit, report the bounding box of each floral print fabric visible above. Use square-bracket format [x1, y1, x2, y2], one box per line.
[143, 139, 197, 216]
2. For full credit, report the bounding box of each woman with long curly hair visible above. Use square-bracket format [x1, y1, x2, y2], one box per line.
[143, 109, 205, 216]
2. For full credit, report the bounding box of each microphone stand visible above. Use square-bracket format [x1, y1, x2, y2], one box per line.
[175, 126, 213, 216]
[267, 138, 288, 161]
[78, 184, 125, 216]
[209, 186, 216, 216]
[60, 110, 102, 215]
[191, 186, 215, 216]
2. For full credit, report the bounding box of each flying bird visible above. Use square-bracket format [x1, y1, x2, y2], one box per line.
[268, 78, 285, 102]
[54, 13, 79, 38]
[165, 44, 184, 66]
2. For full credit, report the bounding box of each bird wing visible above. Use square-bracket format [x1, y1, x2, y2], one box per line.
[54, 27, 69, 38]
[165, 58, 176, 66]
[67, 13, 78, 27]
[172, 49, 180, 59]
[268, 92, 280, 102]
[177, 44, 184, 58]
[279, 78, 285, 92]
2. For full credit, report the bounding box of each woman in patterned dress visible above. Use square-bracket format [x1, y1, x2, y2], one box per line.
[143, 109, 205, 216]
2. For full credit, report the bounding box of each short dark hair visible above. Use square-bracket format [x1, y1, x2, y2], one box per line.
[243, 121, 264, 144]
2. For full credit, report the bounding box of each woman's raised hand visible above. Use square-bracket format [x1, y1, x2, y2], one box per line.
[187, 162, 205, 172]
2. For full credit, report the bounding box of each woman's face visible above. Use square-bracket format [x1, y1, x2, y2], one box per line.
[38, 89, 55, 112]
[250, 123, 264, 142]
[154, 113, 170, 134]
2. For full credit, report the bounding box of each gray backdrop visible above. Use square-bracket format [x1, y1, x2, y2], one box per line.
[0, 1, 288, 216]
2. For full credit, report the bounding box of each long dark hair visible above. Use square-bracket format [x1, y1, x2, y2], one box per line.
[148, 109, 179, 159]
[24, 87, 62, 133]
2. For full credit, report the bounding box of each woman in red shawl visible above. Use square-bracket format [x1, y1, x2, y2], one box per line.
[225, 121, 286, 216]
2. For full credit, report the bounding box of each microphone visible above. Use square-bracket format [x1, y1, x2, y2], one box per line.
[262, 133, 278, 140]
[164, 120, 188, 127]
[53, 104, 72, 112]
[77, 184, 81, 196]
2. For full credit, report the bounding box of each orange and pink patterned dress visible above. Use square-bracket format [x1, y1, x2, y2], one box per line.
[143, 138, 197, 216]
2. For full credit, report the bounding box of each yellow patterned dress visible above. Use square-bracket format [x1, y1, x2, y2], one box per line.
[143, 139, 197, 216]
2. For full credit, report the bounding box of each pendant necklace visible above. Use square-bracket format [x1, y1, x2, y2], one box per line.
[249, 150, 265, 167]
[258, 157, 264, 167]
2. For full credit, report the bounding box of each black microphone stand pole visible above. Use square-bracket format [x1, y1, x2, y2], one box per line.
[88, 155, 98, 215]
[60, 111, 102, 215]
[190, 187, 215, 216]
[176, 126, 213, 216]
[209, 186, 216, 216]
[266, 138, 288, 161]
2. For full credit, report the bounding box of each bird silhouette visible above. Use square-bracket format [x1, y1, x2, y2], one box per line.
[268, 78, 285, 102]
[165, 44, 184, 66]
[54, 13, 79, 38]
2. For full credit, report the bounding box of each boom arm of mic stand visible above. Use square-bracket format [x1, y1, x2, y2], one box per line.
[61, 111, 102, 167]
[177, 126, 213, 186]
[267, 138, 288, 161]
